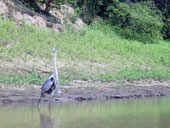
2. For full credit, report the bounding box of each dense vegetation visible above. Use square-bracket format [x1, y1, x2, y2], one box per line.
[75, 0, 170, 43]
[0, 0, 169, 86]
[28, 0, 170, 43]
[0, 18, 169, 86]
[12, 0, 170, 43]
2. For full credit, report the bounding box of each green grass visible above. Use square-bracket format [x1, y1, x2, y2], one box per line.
[0, 18, 170, 86]
[116, 68, 170, 82]
[0, 71, 46, 85]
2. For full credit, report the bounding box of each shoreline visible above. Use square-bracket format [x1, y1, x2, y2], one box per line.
[0, 85, 170, 105]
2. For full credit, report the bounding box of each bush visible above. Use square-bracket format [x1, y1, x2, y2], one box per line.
[106, 1, 163, 43]
[77, 0, 163, 43]
[153, 0, 170, 39]
[162, 17, 170, 39]
[105, 1, 130, 27]
[76, 0, 102, 24]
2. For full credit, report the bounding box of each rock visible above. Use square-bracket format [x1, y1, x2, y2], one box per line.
[0, 1, 9, 15]
[1, 1, 86, 32]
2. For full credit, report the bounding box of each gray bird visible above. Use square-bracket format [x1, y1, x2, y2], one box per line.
[37, 48, 61, 107]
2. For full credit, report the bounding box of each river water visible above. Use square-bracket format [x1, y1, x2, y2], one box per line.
[0, 97, 170, 128]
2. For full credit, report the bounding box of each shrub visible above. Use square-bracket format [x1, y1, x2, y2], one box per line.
[162, 17, 170, 39]
[77, 0, 163, 43]
[106, 1, 163, 43]
[76, 0, 102, 24]
[153, 0, 170, 39]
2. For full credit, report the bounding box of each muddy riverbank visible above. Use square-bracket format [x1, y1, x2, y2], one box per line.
[0, 84, 170, 105]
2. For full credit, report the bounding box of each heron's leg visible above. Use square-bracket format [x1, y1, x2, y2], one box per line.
[37, 93, 43, 107]
[49, 90, 55, 107]
[37, 97, 41, 107]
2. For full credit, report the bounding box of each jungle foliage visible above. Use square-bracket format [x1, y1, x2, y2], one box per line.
[75, 0, 168, 43]
[9, 0, 170, 42]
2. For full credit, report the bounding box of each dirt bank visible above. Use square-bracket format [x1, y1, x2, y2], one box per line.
[0, 85, 170, 105]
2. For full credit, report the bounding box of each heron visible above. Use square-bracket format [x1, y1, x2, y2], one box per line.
[37, 48, 61, 107]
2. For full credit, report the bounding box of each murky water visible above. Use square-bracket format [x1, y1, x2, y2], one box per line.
[0, 97, 170, 128]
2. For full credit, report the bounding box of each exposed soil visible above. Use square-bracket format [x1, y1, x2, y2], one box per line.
[0, 1, 85, 32]
[0, 84, 170, 105]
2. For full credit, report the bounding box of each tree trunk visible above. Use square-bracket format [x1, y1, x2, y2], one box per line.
[44, 0, 53, 12]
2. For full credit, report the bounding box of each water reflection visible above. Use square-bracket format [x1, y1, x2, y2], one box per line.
[0, 97, 170, 128]
[37, 107, 60, 128]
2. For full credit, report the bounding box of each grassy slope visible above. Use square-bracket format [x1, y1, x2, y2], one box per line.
[0, 19, 170, 86]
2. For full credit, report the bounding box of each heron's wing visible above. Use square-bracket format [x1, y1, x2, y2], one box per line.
[41, 78, 54, 93]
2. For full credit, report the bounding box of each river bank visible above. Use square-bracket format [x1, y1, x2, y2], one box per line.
[0, 84, 170, 105]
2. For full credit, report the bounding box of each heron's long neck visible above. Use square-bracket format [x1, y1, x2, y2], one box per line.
[54, 52, 57, 78]
[53, 50, 62, 94]
[54, 51, 59, 85]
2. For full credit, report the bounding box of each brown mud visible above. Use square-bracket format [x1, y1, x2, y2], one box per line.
[0, 85, 170, 105]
